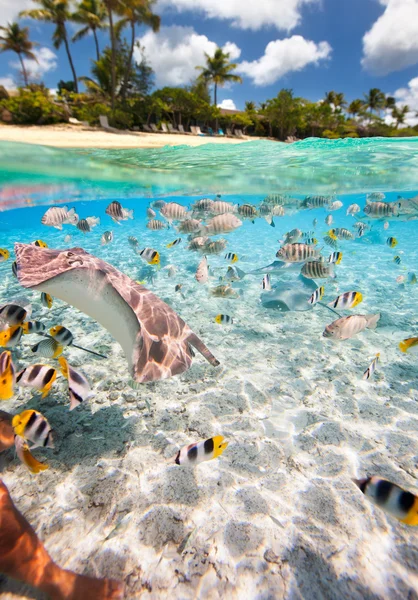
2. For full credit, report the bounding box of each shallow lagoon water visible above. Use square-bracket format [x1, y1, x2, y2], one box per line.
[1, 139, 418, 599]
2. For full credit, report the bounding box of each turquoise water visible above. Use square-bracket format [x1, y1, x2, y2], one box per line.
[1, 138, 418, 599]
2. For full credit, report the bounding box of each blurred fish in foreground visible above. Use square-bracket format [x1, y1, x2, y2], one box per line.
[354, 477, 418, 525]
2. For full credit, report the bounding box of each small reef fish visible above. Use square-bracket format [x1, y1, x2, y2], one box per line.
[281, 228, 302, 244]
[329, 200, 343, 211]
[0, 303, 28, 326]
[138, 247, 160, 265]
[367, 192, 385, 201]
[41, 206, 78, 229]
[354, 477, 418, 526]
[323, 314, 380, 340]
[223, 266, 246, 283]
[167, 238, 182, 248]
[308, 286, 324, 306]
[41, 292, 53, 309]
[399, 337, 418, 354]
[238, 204, 258, 220]
[363, 353, 380, 380]
[215, 314, 233, 325]
[210, 285, 239, 298]
[32, 240, 48, 248]
[262, 274, 271, 291]
[301, 261, 335, 279]
[151, 199, 166, 210]
[225, 252, 238, 263]
[192, 198, 215, 211]
[128, 236, 139, 248]
[302, 195, 332, 209]
[49, 325, 73, 346]
[177, 219, 202, 233]
[387, 237, 398, 248]
[328, 228, 354, 241]
[210, 200, 237, 215]
[160, 202, 189, 222]
[11, 261, 17, 278]
[325, 215, 333, 226]
[76, 218, 90, 233]
[264, 193, 286, 206]
[64, 234, 72, 243]
[383, 221, 389, 230]
[187, 236, 208, 251]
[12, 410, 54, 448]
[204, 239, 228, 255]
[14, 435, 48, 473]
[175, 284, 185, 299]
[0, 325, 23, 348]
[408, 272, 417, 285]
[146, 219, 166, 230]
[16, 364, 57, 398]
[276, 243, 321, 263]
[146, 206, 156, 219]
[328, 251, 343, 264]
[364, 201, 397, 218]
[328, 291, 363, 309]
[59, 357, 92, 410]
[106, 201, 134, 223]
[195, 256, 208, 284]
[31, 338, 63, 359]
[347, 204, 361, 216]
[394, 256, 401, 265]
[22, 321, 46, 335]
[0, 351, 15, 400]
[0, 249, 10, 262]
[305, 238, 318, 246]
[101, 231, 113, 245]
[303, 231, 315, 239]
[201, 214, 242, 235]
[175, 435, 228, 465]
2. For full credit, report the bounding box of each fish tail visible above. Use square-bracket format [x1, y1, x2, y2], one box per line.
[365, 313, 380, 330]
[23, 448, 49, 473]
[187, 332, 220, 367]
[399, 341, 408, 353]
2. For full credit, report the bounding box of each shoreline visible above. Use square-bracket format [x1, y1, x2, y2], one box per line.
[0, 124, 256, 149]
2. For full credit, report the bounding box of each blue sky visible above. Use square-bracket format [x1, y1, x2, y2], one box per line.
[1, 0, 418, 117]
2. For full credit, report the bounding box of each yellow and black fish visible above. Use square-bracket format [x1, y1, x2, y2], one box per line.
[0, 350, 15, 401]
[32, 240, 48, 248]
[308, 286, 324, 306]
[215, 314, 233, 325]
[59, 357, 92, 411]
[387, 237, 398, 248]
[0, 249, 10, 262]
[0, 303, 28, 326]
[16, 364, 57, 398]
[14, 435, 48, 473]
[22, 321, 46, 335]
[167, 238, 182, 248]
[354, 477, 418, 525]
[0, 325, 23, 348]
[225, 252, 238, 263]
[139, 247, 160, 265]
[49, 325, 73, 346]
[175, 435, 228, 465]
[12, 409, 54, 448]
[394, 256, 401, 265]
[41, 293, 53, 309]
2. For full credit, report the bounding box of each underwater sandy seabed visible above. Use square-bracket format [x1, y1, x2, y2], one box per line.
[1, 195, 418, 599]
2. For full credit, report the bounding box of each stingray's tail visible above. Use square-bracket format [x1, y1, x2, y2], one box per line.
[187, 333, 220, 366]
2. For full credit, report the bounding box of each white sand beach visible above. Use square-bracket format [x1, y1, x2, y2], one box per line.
[0, 124, 252, 149]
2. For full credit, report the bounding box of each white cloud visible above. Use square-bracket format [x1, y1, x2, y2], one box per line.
[11, 47, 57, 81]
[0, 0, 33, 27]
[393, 77, 418, 126]
[0, 76, 16, 90]
[362, 0, 418, 75]
[158, 0, 320, 31]
[136, 26, 242, 87]
[217, 99, 237, 110]
[237, 35, 332, 86]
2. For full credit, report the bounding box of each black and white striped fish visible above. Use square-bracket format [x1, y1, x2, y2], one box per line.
[262, 274, 271, 290]
[0, 303, 28, 326]
[59, 357, 92, 410]
[16, 364, 57, 398]
[146, 219, 166, 230]
[76, 218, 90, 233]
[175, 435, 228, 465]
[301, 261, 335, 279]
[363, 353, 380, 380]
[138, 247, 160, 265]
[12, 409, 54, 448]
[308, 286, 324, 306]
[22, 321, 46, 334]
[49, 325, 73, 346]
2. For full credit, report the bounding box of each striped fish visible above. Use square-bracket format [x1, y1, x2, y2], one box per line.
[202, 214, 243, 235]
[303, 195, 332, 209]
[146, 219, 166, 230]
[394, 256, 401, 265]
[76, 218, 90, 233]
[41, 292, 53, 309]
[177, 219, 202, 233]
[264, 194, 286, 206]
[187, 236, 208, 251]
[167, 238, 182, 248]
[262, 274, 271, 291]
[0, 350, 15, 400]
[276, 243, 321, 263]
[0, 325, 23, 348]
[210, 200, 237, 214]
[328, 252, 343, 264]
[49, 325, 73, 346]
[323, 235, 338, 250]
[0, 303, 28, 326]
[32, 240, 48, 248]
[354, 477, 418, 525]
[138, 247, 160, 265]
[128, 236, 138, 248]
[387, 237, 398, 248]
[105, 201, 124, 222]
[192, 198, 214, 211]
[203, 239, 228, 255]
[41, 206, 78, 229]
[160, 202, 189, 221]
[363, 353, 380, 380]
[195, 256, 208, 284]
[59, 357, 92, 410]
[328, 291, 363, 309]
[22, 321, 46, 335]
[31, 339, 63, 359]
[175, 435, 228, 465]
[12, 409, 54, 449]
[328, 228, 354, 241]
[225, 252, 238, 263]
[16, 364, 57, 398]
[150, 200, 166, 210]
[364, 201, 397, 218]
[308, 286, 324, 306]
[301, 261, 335, 279]
[215, 314, 233, 325]
[238, 204, 257, 219]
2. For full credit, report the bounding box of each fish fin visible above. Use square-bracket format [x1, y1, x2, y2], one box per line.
[55, 225, 63, 231]
[15, 437, 48, 473]
[365, 313, 380, 330]
[399, 341, 408, 353]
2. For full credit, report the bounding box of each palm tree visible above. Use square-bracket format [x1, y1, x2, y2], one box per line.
[324, 91, 336, 106]
[348, 99, 364, 118]
[116, 0, 160, 100]
[385, 96, 396, 110]
[0, 22, 37, 87]
[333, 92, 346, 110]
[245, 101, 256, 112]
[102, 0, 120, 109]
[72, 0, 107, 61]
[197, 48, 242, 106]
[392, 105, 409, 128]
[20, 0, 78, 92]
[364, 88, 385, 117]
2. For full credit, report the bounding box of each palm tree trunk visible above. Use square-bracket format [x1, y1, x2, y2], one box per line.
[214, 82, 217, 107]
[107, 6, 116, 110]
[62, 29, 78, 93]
[121, 20, 135, 101]
[18, 52, 29, 87]
[93, 27, 100, 62]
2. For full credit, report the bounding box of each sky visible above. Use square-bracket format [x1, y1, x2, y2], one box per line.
[2, 0, 418, 123]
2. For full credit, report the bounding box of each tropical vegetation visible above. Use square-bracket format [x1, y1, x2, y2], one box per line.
[0, 1, 416, 139]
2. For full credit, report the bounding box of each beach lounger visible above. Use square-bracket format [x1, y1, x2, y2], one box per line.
[99, 115, 120, 134]
[150, 123, 160, 133]
[226, 128, 234, 138]
[195, 126, 206, 136]
[168, 124, 180, 134]
[218, 128, 225, 136]
[178, 124, 190, 134]
[235, 129, 247, 139]
[142, 124, 153, 132]
[190, 126, 197, 135]
[161, 123, 169, 133]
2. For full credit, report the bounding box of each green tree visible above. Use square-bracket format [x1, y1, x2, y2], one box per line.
[324, 91, 336, 106]
[262, 89, 303, 140]
[245, 101, 256, 112]
[348, 99, 364, 118]
[364, 88, 385, 118]
[0, 22, 37, 87]
[21, 0, 78, 92]
[392, 105, 409, 128]
[385, 95, 396, 110]
[72, 0, 108, 61]
[188, 78, 211, 104]
[197, 47, 242, 106]
[102, 0, 120, 109]
[333, 92, 346, 110]
[116, 0, 160, 101]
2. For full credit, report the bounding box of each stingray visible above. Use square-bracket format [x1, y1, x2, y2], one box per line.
[249, 260, 302, 275]
[260, 275, 318, 311]
[15, 244, 219, 383]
